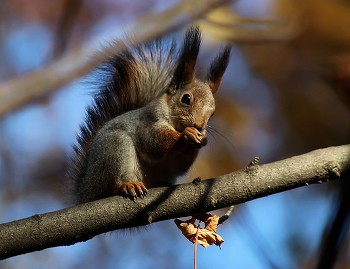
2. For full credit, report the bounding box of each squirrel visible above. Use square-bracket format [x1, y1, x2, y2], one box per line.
[68, 26, 231, 204]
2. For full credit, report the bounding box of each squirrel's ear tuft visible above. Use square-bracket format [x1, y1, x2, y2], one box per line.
[206, 45, 231, 94]
[170, 26, 201, 90]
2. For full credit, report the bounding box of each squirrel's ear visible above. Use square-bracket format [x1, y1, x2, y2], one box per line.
[206, 45, 231, 94]
[170, 26, 201, 90]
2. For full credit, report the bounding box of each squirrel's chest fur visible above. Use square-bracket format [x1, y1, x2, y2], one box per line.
[87, 95, 199, 190]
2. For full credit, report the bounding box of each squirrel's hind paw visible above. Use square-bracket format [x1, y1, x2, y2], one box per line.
[114, 182, 148, 200]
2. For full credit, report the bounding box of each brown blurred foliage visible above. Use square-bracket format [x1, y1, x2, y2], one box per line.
[192, 0, 350, 178]
[196, 1, 350, 267]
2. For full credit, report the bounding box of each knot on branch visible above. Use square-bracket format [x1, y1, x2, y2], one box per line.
[192, 177, 202, 185]
[244, 157, 260, 176]
[248, 157, 259, 167]
[316, 162, 342, 182]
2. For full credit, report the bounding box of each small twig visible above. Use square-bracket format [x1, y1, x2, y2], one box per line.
[194, 221, 201, 269]
[248, 157, 260, 167]
[218, 205, 235, 225]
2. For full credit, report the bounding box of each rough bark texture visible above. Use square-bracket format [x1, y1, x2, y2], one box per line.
[0, 144, 349, 260]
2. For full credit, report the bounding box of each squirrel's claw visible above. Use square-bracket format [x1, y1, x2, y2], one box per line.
[115, 182, 148, 200]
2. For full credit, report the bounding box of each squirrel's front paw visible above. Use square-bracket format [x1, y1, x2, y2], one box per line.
[182, 127, 208, 148]
[115, 182, 148, 200]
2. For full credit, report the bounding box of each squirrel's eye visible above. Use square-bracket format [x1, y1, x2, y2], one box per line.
[181, 94, 191, 105]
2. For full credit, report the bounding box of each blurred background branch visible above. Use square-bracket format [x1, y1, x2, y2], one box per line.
[53, 0, 83, 58]
[0, 0, 229, 117]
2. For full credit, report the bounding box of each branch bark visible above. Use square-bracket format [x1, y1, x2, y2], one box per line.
[0, 144, 349, 260]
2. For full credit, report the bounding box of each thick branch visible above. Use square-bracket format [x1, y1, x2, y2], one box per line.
[0, 0, 230, 117]
[1, 144, 349, 260]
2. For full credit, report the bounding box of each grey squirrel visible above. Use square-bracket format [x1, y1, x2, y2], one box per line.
[69, 26, 231, 204]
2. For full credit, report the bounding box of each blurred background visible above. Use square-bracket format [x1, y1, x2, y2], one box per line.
[0, 0, 350, 268]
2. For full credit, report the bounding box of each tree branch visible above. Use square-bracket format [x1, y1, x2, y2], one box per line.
[1, 144, 349, 260]
[0, 0, 230, 117]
